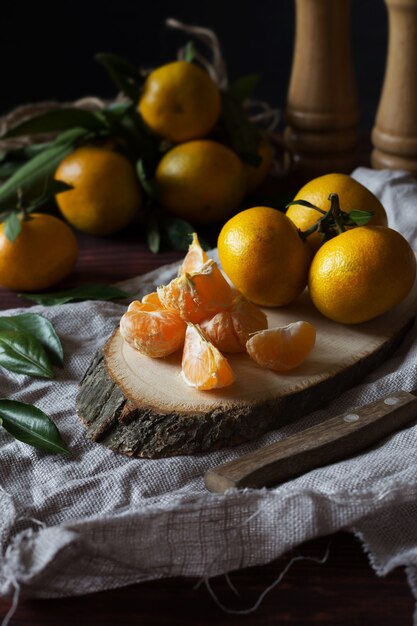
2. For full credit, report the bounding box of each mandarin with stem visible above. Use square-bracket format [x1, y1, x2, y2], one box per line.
[286, 173, 388, 252]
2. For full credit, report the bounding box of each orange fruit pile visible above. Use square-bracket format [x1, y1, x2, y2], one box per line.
[138, 60, 274, 225]
[217, 174, 416, 326]
[119, 233, 316, 391]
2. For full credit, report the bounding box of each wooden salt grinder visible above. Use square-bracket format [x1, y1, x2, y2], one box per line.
[284, 0, 360, 180]
[372, 0, 417, 175]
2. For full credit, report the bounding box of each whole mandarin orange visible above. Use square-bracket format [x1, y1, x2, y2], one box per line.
[308, 225, 416, 324]
[55, 146, 142, 236]
[0, 213, 78, 291]
[139, 61, 221, 143]
[218, 206, 311, 307]
[286, 173, 388, 252]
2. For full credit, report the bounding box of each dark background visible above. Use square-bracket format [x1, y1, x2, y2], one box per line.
[2, 0, 387, 130]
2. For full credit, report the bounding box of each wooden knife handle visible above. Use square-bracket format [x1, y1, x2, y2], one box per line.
[204, 390, 417, 493]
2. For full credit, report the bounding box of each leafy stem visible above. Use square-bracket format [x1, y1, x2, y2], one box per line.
[287, 193, 375, 244]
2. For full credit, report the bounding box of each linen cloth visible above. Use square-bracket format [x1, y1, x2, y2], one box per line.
[1, 167, 417, 620]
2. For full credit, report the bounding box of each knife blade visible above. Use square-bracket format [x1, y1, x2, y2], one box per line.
[204, 389, 417, 493]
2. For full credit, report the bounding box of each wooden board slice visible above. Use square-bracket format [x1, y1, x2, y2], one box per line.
[76, 274, 417, 458]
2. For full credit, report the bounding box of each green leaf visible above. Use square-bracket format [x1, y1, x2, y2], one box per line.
[136, 159, 159, 200]
[160, 216, 210, 252]
[285, 199, 326, 214]
[345, 209, 375, 226]
[0, 127, 91, 210]
[0, 161, 23, 178]
[0, 331, 54, 379]
[4, 108, 107, 138]
[106, 102, 132, 118]
[19, 284, 133, 306]
[220, 92, 261, 166]
[0, 399, 68, 454]
[0, 143, 53, 179]
[96, 53, 143, 102]
[0, 313, 64, 366]
[228, 73, 262, 103]
[0, 142, 50, 163]
[183, 41, 197, 63]
[3, 212, 21, 242]
[23, 179, 74, 215]
[146, 213, 161, 254]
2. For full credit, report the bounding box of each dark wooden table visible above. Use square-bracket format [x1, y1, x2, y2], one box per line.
[0, 227, 414, 625]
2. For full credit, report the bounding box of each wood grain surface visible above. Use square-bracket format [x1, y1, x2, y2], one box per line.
[0, 226, 414, 625]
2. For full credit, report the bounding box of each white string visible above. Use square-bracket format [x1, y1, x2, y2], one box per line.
[166, 17, 229, 89]
[0, 517, 46, 625]
[1, 579, 20, 626]
[224, 572, 240, 596]
[202, 541, 331, 615]
[15, 516, 46, 529]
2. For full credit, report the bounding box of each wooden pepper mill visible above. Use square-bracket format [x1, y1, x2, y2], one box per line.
[284, 0, 360, 181]
[372, 0, 417, 174]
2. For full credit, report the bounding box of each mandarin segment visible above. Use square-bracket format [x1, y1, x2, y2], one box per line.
[157, 259, 233, 323]
[200, 310, 242, 353]
[181, 323, 235, 391]
[142, 291, 163, 307]
[201, 296, 268, 353]
[120, 301, 186, 358]
[246, 321, 316, 371]
[179, 232, 209, 275]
